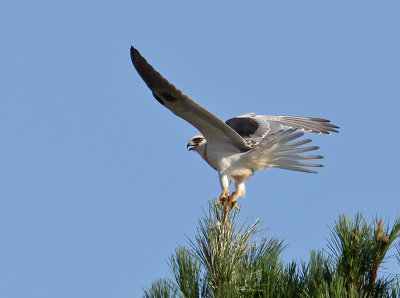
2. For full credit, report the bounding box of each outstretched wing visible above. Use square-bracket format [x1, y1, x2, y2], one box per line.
[240, 129, 324, 173]
[130, 46, 251, 152]
[260, 115, 339, 134]
[226, 113, 339, 147]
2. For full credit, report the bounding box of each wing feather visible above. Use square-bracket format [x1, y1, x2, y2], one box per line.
[225, 114, 339, 149]
[240, 129, 324, 173]
[130, 46, 251, 152]
[261, 115, 339, 134]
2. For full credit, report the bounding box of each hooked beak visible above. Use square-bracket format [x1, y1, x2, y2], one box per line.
[187, 141, 196, 151]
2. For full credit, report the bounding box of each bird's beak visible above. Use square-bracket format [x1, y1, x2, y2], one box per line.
[187, 141, 196, 151]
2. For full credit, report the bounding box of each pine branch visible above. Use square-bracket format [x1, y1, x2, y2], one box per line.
[143, 203, 400, 297]
[396, 242, 400, 266]
[143, 278, 176, 298]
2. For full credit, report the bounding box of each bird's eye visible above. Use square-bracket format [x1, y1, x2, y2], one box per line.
[193, 137, 203, 143]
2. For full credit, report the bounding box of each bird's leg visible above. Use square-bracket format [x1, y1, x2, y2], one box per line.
[218, 189, 230, 205]
[218, 174, 231, 205]
[230, 192, 240, 210]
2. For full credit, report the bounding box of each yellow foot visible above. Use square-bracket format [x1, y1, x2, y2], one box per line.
[219, 191, 240, 210]
[230, 192, 240, 210]
[218, 191, 230, 205]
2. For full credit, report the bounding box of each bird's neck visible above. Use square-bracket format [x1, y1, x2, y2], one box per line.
[194, 142, 207, 159]
[194, 143, 217, 170]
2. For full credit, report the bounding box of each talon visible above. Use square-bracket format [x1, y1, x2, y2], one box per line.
[218, 190, 230, 204]
[230, 192, 240, 210]
[219, 190, 241, 210]
[231, 192, 239, 204]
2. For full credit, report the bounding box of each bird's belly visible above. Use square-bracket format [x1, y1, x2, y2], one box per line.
[207, 150, 252, 178]
[205, 149, 254, 184]
[204, 142, 257, 185]
[228, 170, 253, 183]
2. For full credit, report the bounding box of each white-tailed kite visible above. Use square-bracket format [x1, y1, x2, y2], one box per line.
[130, 46, 339, 209]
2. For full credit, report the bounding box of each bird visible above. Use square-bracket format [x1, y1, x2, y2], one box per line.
[130, 46, 339, 209]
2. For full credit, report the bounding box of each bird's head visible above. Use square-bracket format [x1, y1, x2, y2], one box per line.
[187, 134, 206, 151]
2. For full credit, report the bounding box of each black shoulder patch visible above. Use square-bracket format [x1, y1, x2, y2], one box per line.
[226, 117, 259, 137]
[152, 92, 165, 106]
[160, 91, 178, 102]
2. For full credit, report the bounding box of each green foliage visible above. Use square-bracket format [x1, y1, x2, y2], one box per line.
[143, 278, 175, 298]
[396, 242, 400, 266]
[169, 247, 202, 297]
[327, 214, 400, 296]
[143, 203, 400, 297]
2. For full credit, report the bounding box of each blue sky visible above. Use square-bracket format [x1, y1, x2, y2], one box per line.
[1, 1, 399, 297]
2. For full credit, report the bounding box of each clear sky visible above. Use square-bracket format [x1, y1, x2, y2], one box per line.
[1, 1, 399, 297]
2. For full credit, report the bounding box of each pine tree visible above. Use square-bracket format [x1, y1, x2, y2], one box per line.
[143, 201, 400, 297]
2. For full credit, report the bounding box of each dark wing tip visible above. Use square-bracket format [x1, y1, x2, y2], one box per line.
[307, 117, 340, 133]
[130, 45, 141, 66]
[129, 45, 156, 90]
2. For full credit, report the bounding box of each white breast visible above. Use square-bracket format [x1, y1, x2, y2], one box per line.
[206, 141, 243, 171]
